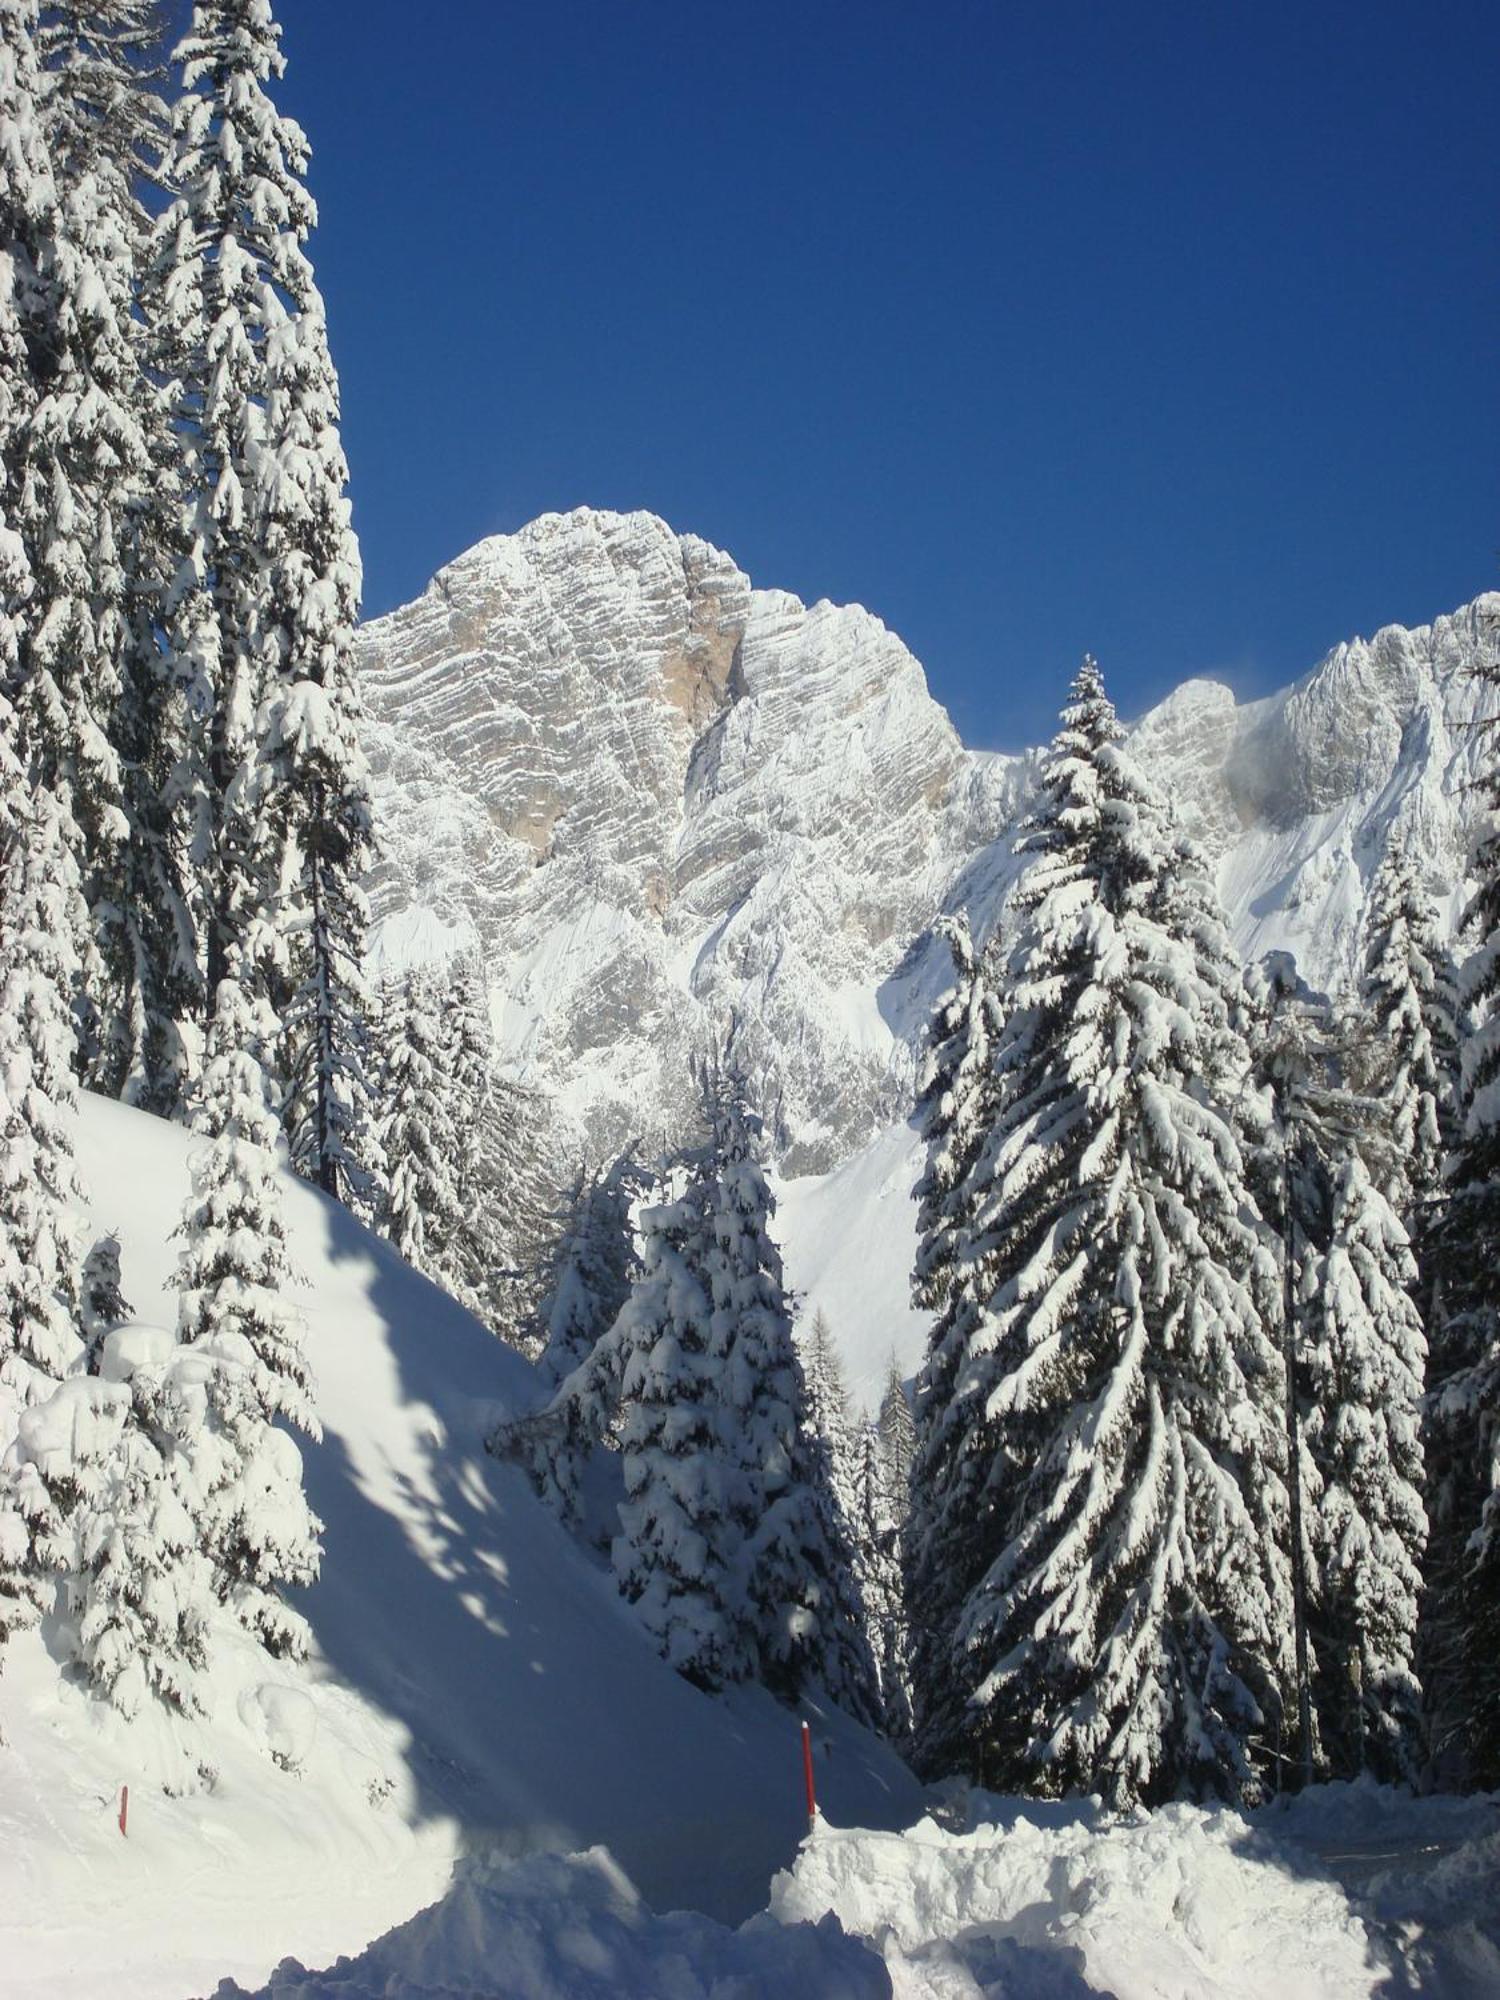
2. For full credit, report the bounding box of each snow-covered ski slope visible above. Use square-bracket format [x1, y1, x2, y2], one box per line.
[0, 1096, 918, 2000]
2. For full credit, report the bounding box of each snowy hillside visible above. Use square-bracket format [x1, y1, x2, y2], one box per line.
[0, 1097, 918, 2000]
[358, 507, 1497, 1402]
[8, 1101, 1499, 2000]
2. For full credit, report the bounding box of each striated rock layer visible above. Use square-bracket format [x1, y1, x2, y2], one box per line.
[360, 507, 1498, 1188]
[359, 508, 1019, 1173]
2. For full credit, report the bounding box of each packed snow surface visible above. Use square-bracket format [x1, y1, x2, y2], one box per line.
[0, 1096, 917, 2000]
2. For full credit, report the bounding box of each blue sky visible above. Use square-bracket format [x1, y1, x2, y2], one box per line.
[275, 1, 1496, 750]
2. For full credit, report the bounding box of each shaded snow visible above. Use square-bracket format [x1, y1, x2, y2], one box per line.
[0, 1096, 918, 2000]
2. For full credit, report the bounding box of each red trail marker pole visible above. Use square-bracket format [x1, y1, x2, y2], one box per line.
[118, 1785, 128, 1837]
[800, 1720, 817, 1835]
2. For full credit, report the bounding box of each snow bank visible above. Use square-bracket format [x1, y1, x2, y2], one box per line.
[773, 1803, 1381, 1999]
[208, 1847, 887, 2000]
[203, 1782, 1500, 2000]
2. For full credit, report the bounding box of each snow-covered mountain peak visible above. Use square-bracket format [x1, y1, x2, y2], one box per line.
[359, 508, 991, 1172]
[360, 506, 1495, 1203]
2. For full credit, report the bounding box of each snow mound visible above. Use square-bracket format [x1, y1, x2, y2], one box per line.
[772, 1804, 1381, 1999]
[206, 1784, 1500, 1999]
[207, 1847, 887, 2000]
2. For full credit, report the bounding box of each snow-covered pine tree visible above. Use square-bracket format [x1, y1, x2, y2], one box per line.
[6, 1327, 211, 1718]
[376, 966, 463, 1285]
[854, 1419, 912, 1737]
[472, 1076, 557, 1352]
[535, 1149, 646, 1392]
[145, 0, 372, 1154]
[877, 1358, 915, 1506]
[0, 785, 87, 1405]
[870, 1359, 917, 1734]
[609, 1170, 742, 1687]
[441, 963, 549, 1348]
[80, 1228, 130, 1371]
[905, 920, 1010, 1774]
[492, 1149, 647, 1530]
[271, 679, 381, 1214]
[32, 1, 180, 1099]
[1354, 840, 1459, 1313]
[6, 0, 164, 1080]
[1301, 1150, 1427, 1781]
[701, 1074, 877, 1721]
[912, 913, 1001, 1314]
[1248, 952, 1432, 1785]
[914, 659, 1288, 1805]
[69, 1369, 209, 1718]
[798, 1308, 859, 1529]
[1428, 622, 1500, 1786]
[174, 964, 320, 1655]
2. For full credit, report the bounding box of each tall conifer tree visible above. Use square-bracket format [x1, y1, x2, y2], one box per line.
[910, 661, 1289, 1803]
[147, 0, 376, 1189]
[1429, 632, 1500, 1785]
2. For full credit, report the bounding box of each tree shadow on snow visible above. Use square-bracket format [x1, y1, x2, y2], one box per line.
[295, 1193, 917, 1927]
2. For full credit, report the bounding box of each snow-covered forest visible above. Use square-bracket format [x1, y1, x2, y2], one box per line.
[1, 4, 1498, 1997]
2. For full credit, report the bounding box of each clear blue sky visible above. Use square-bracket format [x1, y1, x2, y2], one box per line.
[273, 0, 1496, 750]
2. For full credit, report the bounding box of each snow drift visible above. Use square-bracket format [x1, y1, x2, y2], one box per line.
[211, 1784, 1500, 1999]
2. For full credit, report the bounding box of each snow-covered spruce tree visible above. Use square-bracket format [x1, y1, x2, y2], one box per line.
[442, 965, 553, 1349]
[175, 964, 320, 1655]
[905, 921, 1012, 1773]
[914, 659, 1289, 1804]
[1300, 1149, 1427, 1781]
[1247, 955, 1430, 1784]
[271, 683, 382, 1215]
[701, 1074, 877, 1721]
[798, 1309, 859, 1530]
[69, 1371, 209, 1718]
[495, 1147, 647, 1529]
[535, 1149, 646, 1392]
[877, 1358, 915, 1505]
[855, 1417, 913, 1738]
[1356, 839, 1459, 1269]
[1428, 621, 1500, 1786]
[34, 1, 181, 1100]
[6, 1330, 211, 1718]
[7, 1, 166, 1081]
[376, 967, 463, 1284]
[912, 913, 1002, 1314]
[147, 0, 375, 1160]
[475, 1077, 558, 1352]
[609, 1170, 743, 1687]
[80, 1228, 130, 1371]
[0, 785, 88, 1405]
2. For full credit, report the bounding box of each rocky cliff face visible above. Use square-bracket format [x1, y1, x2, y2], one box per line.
[358, 509, 1019, 1173]
[359, 505, 1497, 1185]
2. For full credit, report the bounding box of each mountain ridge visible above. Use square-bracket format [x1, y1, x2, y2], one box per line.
[358, 506, 1496, 1173]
